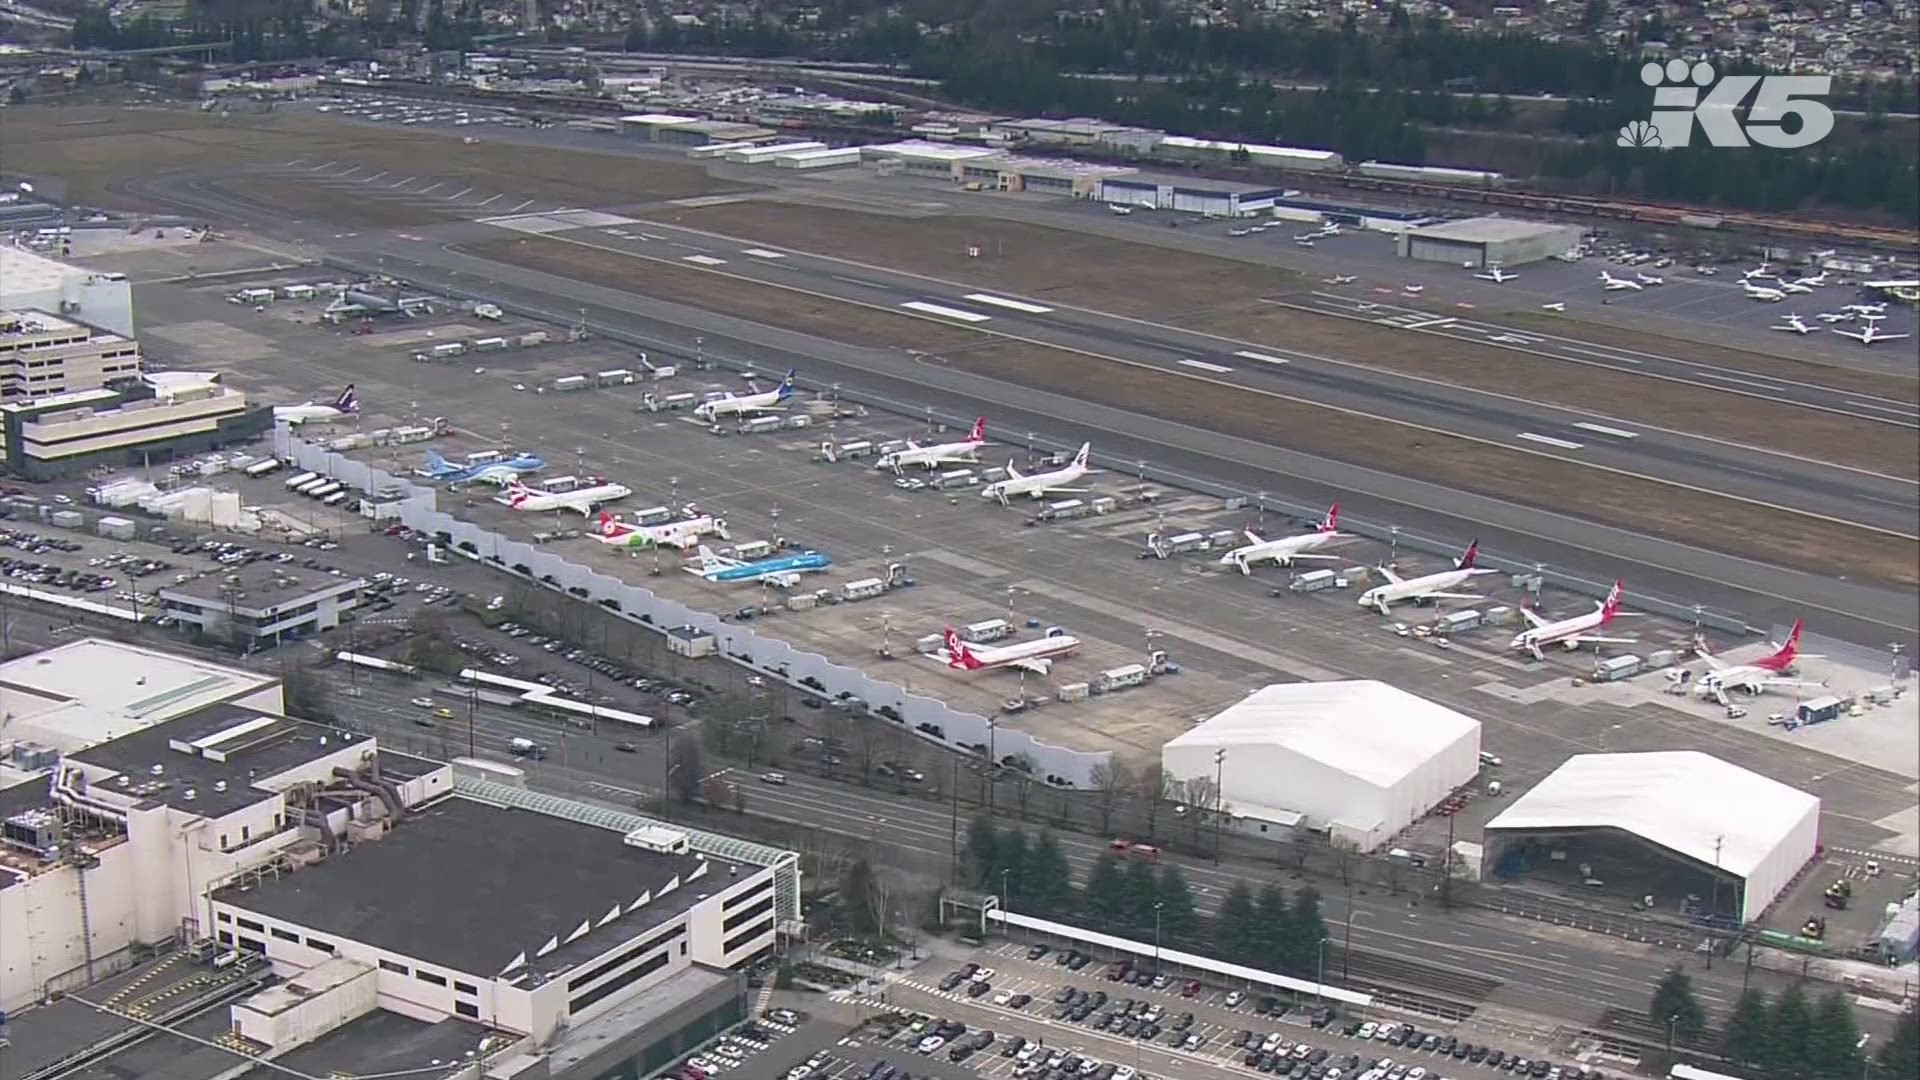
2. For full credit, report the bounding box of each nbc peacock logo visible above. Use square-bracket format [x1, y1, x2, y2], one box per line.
[1616, 120, 1662, 148]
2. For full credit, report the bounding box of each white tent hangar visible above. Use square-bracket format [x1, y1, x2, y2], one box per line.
[1162, 681, 1482, 852]
[1483, 751, 1819, 924]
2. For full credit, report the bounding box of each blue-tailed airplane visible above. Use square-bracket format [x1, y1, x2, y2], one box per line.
[688, 545, 831, 588]
[418, 449, 546, 486]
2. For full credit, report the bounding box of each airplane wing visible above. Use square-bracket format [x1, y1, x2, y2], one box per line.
[1519, 608, 1549, 629]
[1010, 657, 1054, 675]
[1571, 634, 1639, 646]
[1288, 553, 1342, 561]
[1421, 590, 1483, 601]
[1695, 651, 1730, 672]
[1375, 566, 1405, 585]
[1877, 333, 1910, 342]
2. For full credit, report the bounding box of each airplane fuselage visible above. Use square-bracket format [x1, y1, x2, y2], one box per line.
[1357, 569, 1487, 613]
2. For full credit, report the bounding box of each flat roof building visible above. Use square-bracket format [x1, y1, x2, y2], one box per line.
[1398, 216, 1581, 267]
[1164, 681, 1482, 850]
[0, 376, 270, 480]
[1156, 136, 1345, 172]
[956, 154, 1136, 196]
[0, 247, 134, 337]
[1097, 174, 1286, 217]
[860, 139, 1000, 179]
[158, 565, 366, 646]
[0, 308, 142, 400]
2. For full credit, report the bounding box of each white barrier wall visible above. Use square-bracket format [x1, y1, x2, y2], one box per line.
[278, 434, 1110, 786]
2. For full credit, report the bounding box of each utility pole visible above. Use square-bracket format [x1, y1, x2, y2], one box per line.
[1706, 834, 1724, 969]
[1213, 748, 1226, 865]
[1341, 897, 1356, 982]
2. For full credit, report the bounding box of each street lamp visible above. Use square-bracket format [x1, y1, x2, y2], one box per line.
[1001, 867, 1011, 921]
[1664, 1012, 1680, 1064]
[1316, 936, 1331, 1003]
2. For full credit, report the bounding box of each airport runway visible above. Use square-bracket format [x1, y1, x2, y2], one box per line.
[122, 173, 1920, 645]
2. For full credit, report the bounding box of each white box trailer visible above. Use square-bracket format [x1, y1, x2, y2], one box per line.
[597, 369, 635, 386]
[280, 284, 317, 301]
[473, 336, 510, 351]
[742, 416, 783, 435]
[841, 578, 886, 601]
[554, 375, 590, 392]
[1095, 664, 1148, 692]
[964, 619, 1014, 644]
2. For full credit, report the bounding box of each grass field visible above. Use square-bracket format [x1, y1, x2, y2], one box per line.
[2, 105, 748, 210]
[467, 235, 1918, 586]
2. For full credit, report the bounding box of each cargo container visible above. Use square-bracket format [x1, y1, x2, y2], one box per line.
[1593, 654, 1642, 682]
[1095, 665, 1148, 692]
[554, 375, 590, 392]
[964, 619, 1014, 644]
[1056, 682, 1091, 702]
[1440, 609, 1482, 633]
[742, 416, 783, 435]
[473, 336, 510, 351]
[841, 578, 887, 601]
[1796, 695, 1843, 725]
[597, 369, 635, 386]
[1289, 568, 1338, 592]
[517, 331, 550, 347]
[935, 469, 975, 489]
[96, 516, 136, 541]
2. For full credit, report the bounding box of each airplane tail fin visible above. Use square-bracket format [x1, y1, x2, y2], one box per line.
[967, 417, 986, 443]
[1600, 579, 1625, 620]
[1072, 442, 1091, 470]
[1319, 503, 1340, 533]
[1773, 619, 1805, 665]
[336, 384, 358, 413]
[597, 511, 621, 536]
[1456, 538, 1480, 570]
[424, 449, 447, 471]
[776, 369, 796, 399]
[944, 628, 982, 670]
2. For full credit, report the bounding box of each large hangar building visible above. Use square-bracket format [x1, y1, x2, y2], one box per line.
[1162, 681, 1483, 852]
[1397, 216, 1582, 267]
[1483, 751, 1820, 925]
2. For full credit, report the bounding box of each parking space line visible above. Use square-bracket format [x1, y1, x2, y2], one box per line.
[363, 171, 387, 183]
[448, 188, 472, 200]
[477, 194, 502, 206]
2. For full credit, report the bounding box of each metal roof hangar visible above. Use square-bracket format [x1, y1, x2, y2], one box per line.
[1163, 681, 1483, 852]
[1397, 216, 1582, 267]
[1483, 751, 1820, 925]
[1096, 174, 1285, 218]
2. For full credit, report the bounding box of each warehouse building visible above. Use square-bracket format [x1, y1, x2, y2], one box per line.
[860, 140, 999, 178]
[987, 117, 1165, 153]
[658, 119, 775, 147]
[1397, 216, 1581, 268]
[956, 154, 1135, 196]
[0, 247, 134, 337]
[158, 565, 366, 645]
[1483, 751, 1819, 926]
[724, 140, 826, 165]
[1096, 174, 1284, 217]
[1163, 681, 1483, 851]
[0, 308, 143, 400]
[772, 145, 862, 170]
[0, 375, 270, 480]
[1156, 136, 1344, 173]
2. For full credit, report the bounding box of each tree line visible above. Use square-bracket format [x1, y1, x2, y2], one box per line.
[962, 816, 1333, 981]
[1653, 964, 1918, 1080]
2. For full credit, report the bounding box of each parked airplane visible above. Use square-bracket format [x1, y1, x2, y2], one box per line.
[1293, 237, 1316, 248]
[1832, 321, 1910, 345]
[1635, 272, 1665, 286]
[1228, 228, 1251, 237]
[980, 443, 1093, 504]
[1325, 275, 1358, 285]
[274, 385, 358, 426]
[1509, 580, 1638, 661]
[1792, 272, 1829, 287]
[1540, 302, 1566, 313]
[1781, 282, 1814, 295]
[689, 545, 831, 587]
[1355, 540, 1497, 615]
[1742, 264, 1776, 281]
[1109, 205, 1133, 216]
[421, 449, 545, 485]
[1772, 315, 1816, 335]
[877, 417, 988, 473]
[500, 479, 632, 516]
[1846, 302, 1889, 315]
[595, 510, 728, 551]
[941, 626, 1080, 676]
[1816, 311, 1854, 322]
[1475, 266, 1518, 283]
[1743, 282, 1788, 302]
[1215, 503, 1346, 574]
[1403, 284, 1425, 294]
[693, 369, 795, 422]
[1598, 271, 1643, 292]
[1691, 619, 1825, 706]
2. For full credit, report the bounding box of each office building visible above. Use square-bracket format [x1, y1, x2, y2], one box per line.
[157, 565, 366, 644]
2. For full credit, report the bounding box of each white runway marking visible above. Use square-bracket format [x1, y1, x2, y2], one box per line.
[901, 301, 992, 323]
[963, 294, 1054, 314]
[1404, 317, 1458, 330]
[683, 255, 728, 266]
[742, 248, 787, 259]
[448, 188, 471, 200]
[506, 199, 534, 212]
[1573, 422, 1638, 439]
[477, 194, 502, 206]
[1516, 433, 1585, 450]
[363, 171, 387, 183]
[1233, 350, 1292, 366]
[1179, 359, 1234, 373]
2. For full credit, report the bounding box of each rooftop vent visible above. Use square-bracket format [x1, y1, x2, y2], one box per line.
[149, 764, 164, 776]
[183, 789, 197, 801]
[214, 780, 228, 792]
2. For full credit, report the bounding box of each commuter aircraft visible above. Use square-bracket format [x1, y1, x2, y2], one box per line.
[876, 417, 987, 473]
[693, 369, 795, 422]
[980, 443, 1094, 505]
[420, 449, 545, 486]
[1781, 282, 1814, 295]
[1772, 315, 1816, 335]
[1742, 264, 1776, 281]
[689, 545, 831, 588]
[1215, 503, 1346, 574]
[1691, 619, 1825, 706]
[1475, 266, 1518, 283]
[1509, 580, 1639, 661]
[594, 510, 728, 551]
[274, 385, 358, 426]
[1832, 320, 1910, 346]
[1355, 540, 1497, 615]
[941, 627, 1080, 676]
[500, 480, 632, 516]
[1846, 303, 1889, 315]
[1743, 282, 1789, 302]
[1598, 272, 1643, 292]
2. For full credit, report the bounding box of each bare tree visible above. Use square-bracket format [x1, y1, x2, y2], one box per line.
[1183, 775, 1218, 846]
[1087, 761, 1133, 835]
[1137, 763, 1171, 838]
[1330, 835, 1360, 887]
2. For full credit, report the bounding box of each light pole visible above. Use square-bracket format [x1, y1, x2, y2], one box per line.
[1212, 748, 1226, 865]
[1664, 1012, 1680, 1065]
[1316, 936, 1330, 1003]
[1153, 901, 1164, 976]
[1001, 868, 1011, 921]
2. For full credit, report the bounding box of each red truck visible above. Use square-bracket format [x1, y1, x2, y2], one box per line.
[1110, 838, 1161, 862]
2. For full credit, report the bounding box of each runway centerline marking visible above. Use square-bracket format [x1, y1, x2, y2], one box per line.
[901, 301, 992, 323]
[683, 255, 728, 266]
[1572, 422, 1639, 439]
[1517, 433, 1585, 450]
[964, 294, 1054, 315]
[1179, 359, 1235, 373]
[1234, 350, 1291, 366]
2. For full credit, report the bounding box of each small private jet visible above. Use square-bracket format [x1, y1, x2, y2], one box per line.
[1635, 272, 1665, 286]
[1816, 311, 1853, 323]
[1403, 283, 1425, 294]
[1598, 271, 1643, 292]
[1325, 274, 1357, 285]
[1540, 302, 1567, 312]
[1742, 264, 1777, 281]
[1475, 265, 1518, 283]
[1832, 319, 1911, 346]
[1772, 314, 1816, 335]
[1743, 282, 1789, 302]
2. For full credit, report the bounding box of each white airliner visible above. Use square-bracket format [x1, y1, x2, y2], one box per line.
[274, 385, 358, 426]
[1744, 282, 1788, 302]
[877, 417, 988, 473]
[1635, 272, 1665, 286]
[1691, 619, 1824, 706]
[1325, 275, 1357, 285]
[1475, 266, 1517, 283]
[980, 443, 1093, 504]
[1540, 302, 1566, 312]
[693, 369, 795, 422]
[1792, 272, 1828, 287]
[1832, 321, 1910, 345]
[1598, 271, 1643, 292]
[1215, 504, 1346, 574]
[500, 480, 632, 516]
[1356, 540, 1497, 615]
[941, 627, 1080, 676]
[1772, 314, 1816, 335]
[1510, 580, 1638, 661]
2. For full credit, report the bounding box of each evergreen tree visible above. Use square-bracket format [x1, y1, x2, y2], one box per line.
[1764, 982, 1815, 1079]
[1721, 987, 1772, 1072]
[1121, 858, 1161, 935]
[1807, 990, 1864, 1080]
[996, 829, 1029, 904]
[1155, 864, 1199, 943]
[1083, 852, 1128, 924]
[1022, 832, 1076, 917]
[842, 859, 882, 934]
[1253, 883, 1293, 973]
[1875, 1005, 1918, 1080]
[1216, 881, 1259, 958]
[1650, 964, 1707, 1044]
[1286, 886, 1329, 977]
[966, 814, 998, 888]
